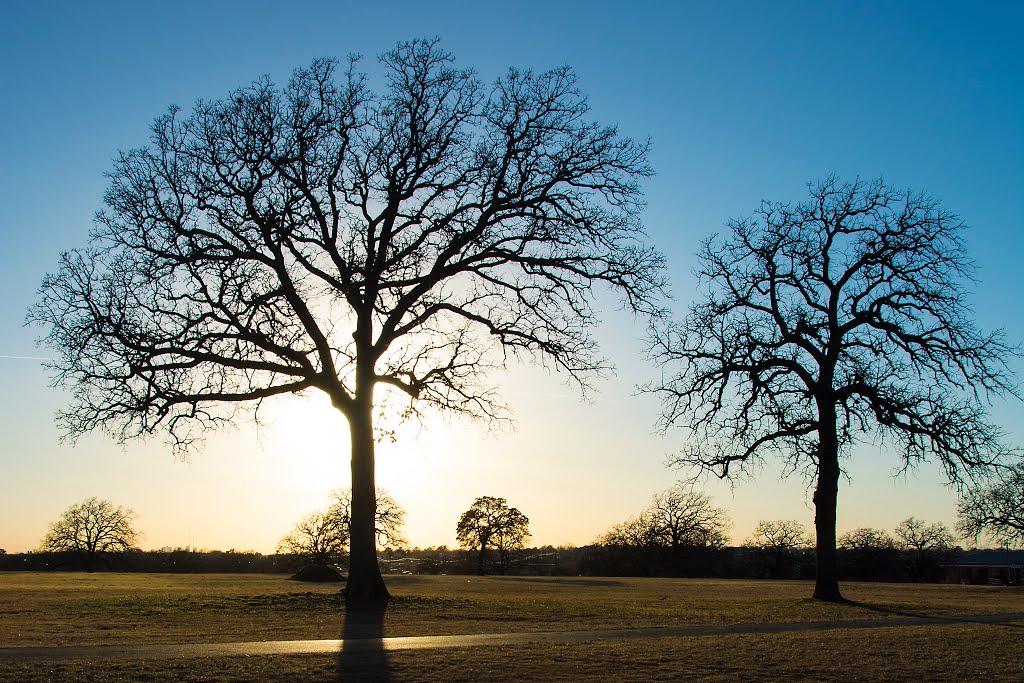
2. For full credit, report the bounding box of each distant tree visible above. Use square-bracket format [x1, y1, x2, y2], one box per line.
[649, 177, 1019, 601]
[838, 527, 899, 581]
[598, 514, 657, 549]
[456, 496, 530, 575]
[277, 510, 348, 566]
[893, 516, 956, 582]
[838, 528, 897, 552]
[744, 520, 812, 578]
[957, 462, 1024, 547]
[279, 487, 406, 564]
[42, 497, 141, 571]
[599, 484, 730, 551]
[645, 483, 731, 550]
[330, 488, 408, 549]
[594, 484, 731, 577]
[29, 39, 665, 602]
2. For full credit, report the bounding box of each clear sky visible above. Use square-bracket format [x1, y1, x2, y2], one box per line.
[2, 1, 1022, 554]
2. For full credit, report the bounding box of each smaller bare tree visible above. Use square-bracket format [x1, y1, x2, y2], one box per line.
[597, 514, 658, 549]
[599, 484, 731, 552]
[744, 520, 812, 578]
[646, 483, 731, 550]
[839, 527, 899, 581]
[277, 510, 349, 566]
[839, 528, 897, 552]
[279, 488, 407, 565]
[331, 489, 407, 550]
[957, 463, 1024, 547]
[893, 516, 956, 582]
[456, 496, 530, 575]
[42, 497, 141, 571]
[649, 176, 1019, 600]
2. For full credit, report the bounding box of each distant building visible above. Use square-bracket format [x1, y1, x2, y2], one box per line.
[944, 550, 1024, 586]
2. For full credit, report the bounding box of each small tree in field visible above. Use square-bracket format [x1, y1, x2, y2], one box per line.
[744, 520, 811, 578]
[29, 39, 664, 602]
[277, 510, 349, 566]
[278, 488, 406, 564]
[42, 497, 141, 571]
[329, 488, 408, 550]
[642, 483, 731, 554]
[650, 177, 1018, 601]
[893, 516, 955, 582]
[456, 496, 530, 575]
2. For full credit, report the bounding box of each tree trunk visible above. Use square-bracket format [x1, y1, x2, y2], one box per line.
[344, 396, 389, 604]
[812, 405, 843, 602]
[477, 540, 487, 576]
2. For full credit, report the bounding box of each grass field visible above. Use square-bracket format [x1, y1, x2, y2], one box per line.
[1, 572, 1022, 681]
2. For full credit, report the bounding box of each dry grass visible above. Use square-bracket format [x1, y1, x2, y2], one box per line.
[1, 572, 1022, 681]
[3, 623, 1023, 682]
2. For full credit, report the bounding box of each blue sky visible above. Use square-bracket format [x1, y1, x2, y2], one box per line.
[1, 1, 1021, 553]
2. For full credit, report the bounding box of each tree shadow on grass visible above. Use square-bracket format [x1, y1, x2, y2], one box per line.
[336, 599, 391, 682]
[843, 599, 1024, 630]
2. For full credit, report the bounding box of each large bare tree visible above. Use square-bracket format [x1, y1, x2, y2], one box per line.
[30, 39, 664, 602]
[650, 177, 1018, 601]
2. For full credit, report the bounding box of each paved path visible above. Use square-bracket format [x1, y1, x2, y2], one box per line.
[2, 613, 1022, 662]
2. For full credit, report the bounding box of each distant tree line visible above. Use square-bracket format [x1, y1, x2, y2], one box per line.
[15, 485, 1017, 583]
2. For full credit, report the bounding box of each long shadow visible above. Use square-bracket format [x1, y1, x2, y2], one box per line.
[843, 599, 1024, 630]
[336, 599, 391, 682]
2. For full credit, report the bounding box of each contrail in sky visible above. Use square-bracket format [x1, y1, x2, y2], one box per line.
[0, 354, 51, 361]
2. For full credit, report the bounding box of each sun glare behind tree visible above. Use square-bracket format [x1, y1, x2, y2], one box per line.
[28, 38, 665, 602]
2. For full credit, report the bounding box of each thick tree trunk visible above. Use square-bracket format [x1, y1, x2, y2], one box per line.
[344, 396, 389, 604]
[812, 402, 843, 602]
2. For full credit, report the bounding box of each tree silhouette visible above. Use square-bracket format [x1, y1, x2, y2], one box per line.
[958, 462, 1024, 547]
[42, 497, 141, 571]
[277, 509, 348, 566]
[644, 483, 730, 551]
[329, 488, 408, 550]
[595, 484, 729, 576]
[650, 176, 1018, 601]
[29, 39, 664, 601]
[277, 488, 406, 565]
[456, 496, 530, 575]
[893, 516, 955, 582]
[744, 520, 811, 578]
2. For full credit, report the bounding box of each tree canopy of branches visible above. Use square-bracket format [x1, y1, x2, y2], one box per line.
[744, 519, 811, 552]
[599, 483, 731, 551]
[743, 519, 811, 579]
[277, 488, 406, 564]
[649, 176, 1019, 601]
[456, 496, 530, 575]
[330, 487, 407, 550]
[958, 462, 1024, 547]
[893, 516, 956, 582]
[893, 517, 955, 554]
[41, 497, 141, 570]
[838, 527, 897, 552]
[277, 509, 348, 566]
[29, 38, 664, 602]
